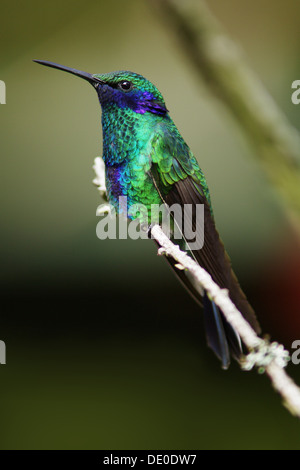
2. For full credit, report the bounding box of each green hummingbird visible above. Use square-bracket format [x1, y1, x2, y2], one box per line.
[34, 60, 261, 368]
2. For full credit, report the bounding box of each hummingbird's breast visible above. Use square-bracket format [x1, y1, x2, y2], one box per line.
[102, 108, 163, 220]
[105, 154, 162, 221]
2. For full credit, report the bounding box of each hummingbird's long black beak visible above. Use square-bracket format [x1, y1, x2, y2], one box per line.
[33, 60, 104, 86]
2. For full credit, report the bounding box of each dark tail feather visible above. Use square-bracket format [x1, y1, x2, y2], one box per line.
[153, 237, 242, 368]
[203, 294, 230, 369]
[221, 314, 243, 361]
[149, 172, 260, 368]
[203, 294, 244, 367]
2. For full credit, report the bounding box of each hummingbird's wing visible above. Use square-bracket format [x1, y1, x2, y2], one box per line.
[148, 127, 260, 367]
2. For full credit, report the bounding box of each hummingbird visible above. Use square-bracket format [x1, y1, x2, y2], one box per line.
[34, 60, 261, 368]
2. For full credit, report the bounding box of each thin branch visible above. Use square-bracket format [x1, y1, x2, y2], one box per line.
[151, 0, 300, 227]
[150, 224, 300, 418]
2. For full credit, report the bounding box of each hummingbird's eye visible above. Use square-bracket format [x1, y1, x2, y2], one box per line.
[118, 80, 133, 92]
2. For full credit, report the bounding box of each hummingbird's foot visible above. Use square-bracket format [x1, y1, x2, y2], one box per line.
[93, 156, 107, 200]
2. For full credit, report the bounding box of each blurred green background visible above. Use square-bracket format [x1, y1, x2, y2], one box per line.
[1, 0, 300, 449]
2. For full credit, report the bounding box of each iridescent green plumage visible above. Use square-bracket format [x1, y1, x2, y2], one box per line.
[102, 106, 211, 222]
[34, 61, 261, 368]
[94, 71, 211, 223]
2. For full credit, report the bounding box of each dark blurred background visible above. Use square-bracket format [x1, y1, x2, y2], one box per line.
[1, 0, 300, 449]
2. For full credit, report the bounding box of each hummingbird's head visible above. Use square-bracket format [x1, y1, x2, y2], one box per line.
[92, 70, 168, 116]
[33, 61, 168, 116]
